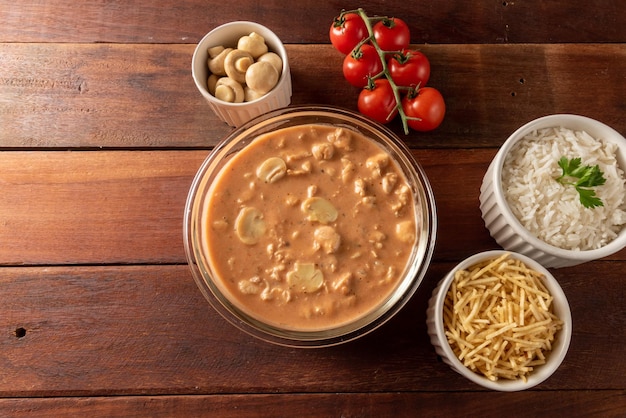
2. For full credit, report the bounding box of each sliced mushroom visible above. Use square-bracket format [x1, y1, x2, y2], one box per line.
[224, 49, 254, 84]
[207, 47, 233, 76]
[256, 52, 283, 76]
[214, 77, 244, 103]
[245, 61, 279, 95]
[256, 157, 287, 183]
[235, 206, 266, 245]
[286, 262, 324, 293]
[237, 32, 268, 58]
[301, 197, 338, 224]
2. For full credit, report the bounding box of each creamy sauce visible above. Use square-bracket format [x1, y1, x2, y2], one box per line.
[203, 124, 418, 331]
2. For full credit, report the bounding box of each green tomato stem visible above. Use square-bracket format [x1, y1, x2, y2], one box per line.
[356, 8, 410, 134]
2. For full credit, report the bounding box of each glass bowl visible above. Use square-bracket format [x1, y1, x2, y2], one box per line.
[184, 105, 437, 347]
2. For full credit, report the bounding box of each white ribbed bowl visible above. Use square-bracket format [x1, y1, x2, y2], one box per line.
[480, 114, 626, 268]
[426, 250, 572, 391]
[192, 21, 292, 127]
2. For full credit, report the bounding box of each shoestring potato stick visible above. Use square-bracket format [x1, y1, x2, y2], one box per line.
[443, 253, 564, 382]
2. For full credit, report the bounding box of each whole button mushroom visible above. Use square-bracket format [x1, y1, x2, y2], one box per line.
[207, 47, 233, 76]
[207, 74, 221, 95]
[245, 61, 279, 95]
[205, 32, 285, 103]
[256, 52, 283, 76]
[214, 77, 244, 103]
[237, 32, 269, 59]
[224, 49, 254, 84]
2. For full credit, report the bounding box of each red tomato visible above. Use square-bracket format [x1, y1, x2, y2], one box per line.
[373, 17, 410, 52]
[401, 87, 445, 131]
[342, 44, 384, 88]
[387, 49, 431, 88]
[329, 12, 369, 55]
[358, 79, 399, 124]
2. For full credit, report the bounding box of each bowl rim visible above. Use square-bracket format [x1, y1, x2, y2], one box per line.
[490, 113, 626, 260]
[184, 105, 438, 347]
[431, 250, 573, 391]
[191, 20, 290, 108]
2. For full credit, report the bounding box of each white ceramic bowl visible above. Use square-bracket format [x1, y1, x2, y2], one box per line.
[191, 21, 292, 127]
[426, 250, 572, 391]
[480, 114, 626, 268]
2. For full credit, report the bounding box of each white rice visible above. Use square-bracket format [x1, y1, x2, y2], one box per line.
[502, 127, 626, 251]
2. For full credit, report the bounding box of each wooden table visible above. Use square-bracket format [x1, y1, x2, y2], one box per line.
[1, 1, 625, 416]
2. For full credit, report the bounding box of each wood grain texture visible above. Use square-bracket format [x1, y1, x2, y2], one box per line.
[1, 44, 625, 149]
[0, 150, 196, 265]
[0, 0, 624, 44]
[1, 263, 624, 397]
[1, 1, 625, 414]
[2, 149, 624, 266]
[1, 391, 625, 418]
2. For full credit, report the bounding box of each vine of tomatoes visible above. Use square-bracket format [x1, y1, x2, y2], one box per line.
[330, 8, 445, 133]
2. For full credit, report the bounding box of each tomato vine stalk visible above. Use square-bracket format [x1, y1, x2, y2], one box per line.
[347, 8, 417, 135]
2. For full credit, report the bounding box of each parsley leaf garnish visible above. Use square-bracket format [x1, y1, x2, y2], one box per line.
[555, 156, 606, 208]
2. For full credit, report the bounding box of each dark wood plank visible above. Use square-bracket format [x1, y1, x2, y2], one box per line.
[1, 1, 623, 413]
[0, 150, 198, 265]
[0, 0, 624, 44]
[0, 43, 201, 149]
[1, 263, 624, 397]
[2, 150, 623, 266]
[1, 44, 624, 149]
[1, 391, 625, 418]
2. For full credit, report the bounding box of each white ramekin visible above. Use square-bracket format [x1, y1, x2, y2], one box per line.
[426, 250, 572, 391]
[192, 21, 292, 127]
[480, 114, 626, 268]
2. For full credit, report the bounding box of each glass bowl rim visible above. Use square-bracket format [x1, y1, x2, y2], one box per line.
[183, 105, 438, 347]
